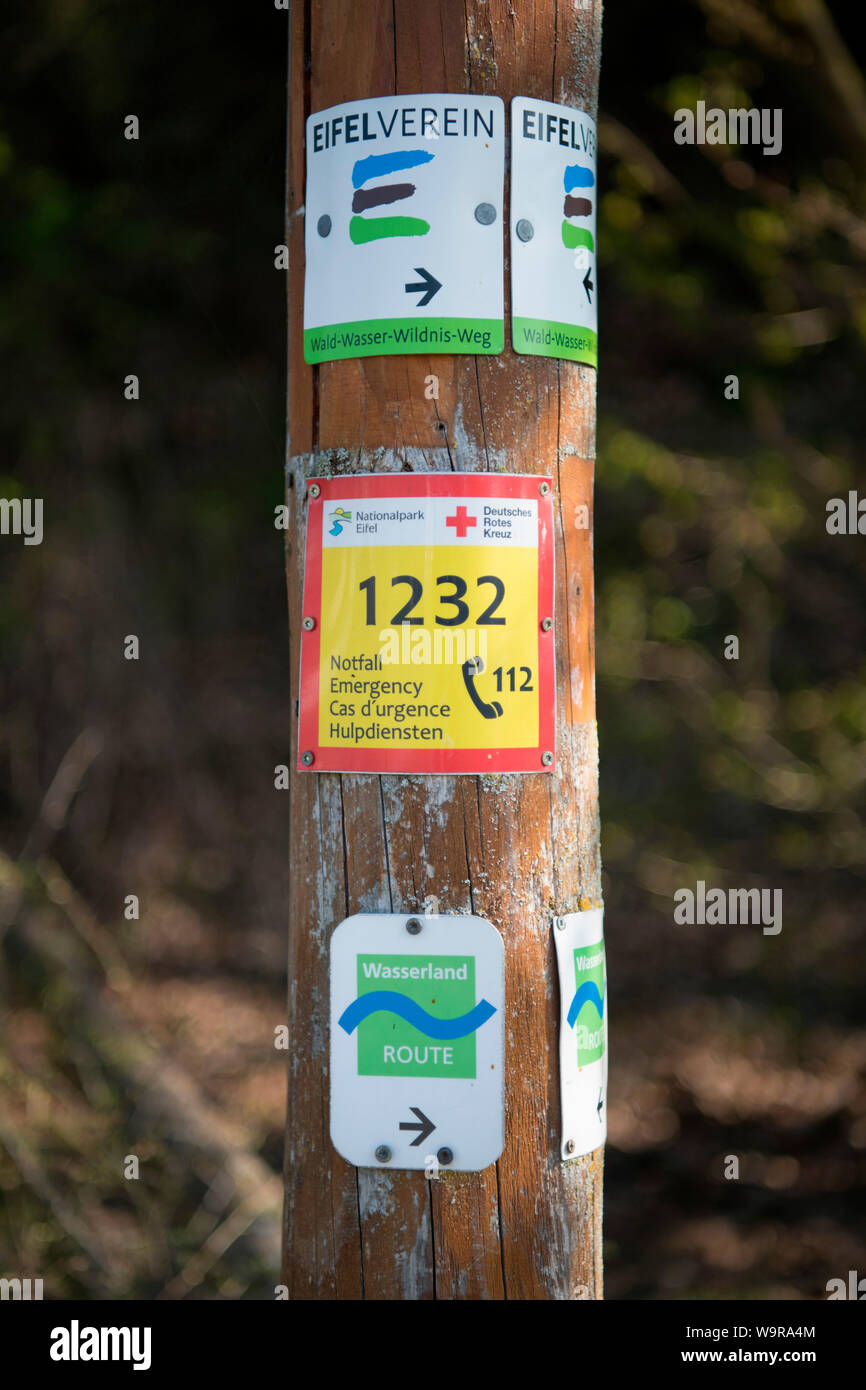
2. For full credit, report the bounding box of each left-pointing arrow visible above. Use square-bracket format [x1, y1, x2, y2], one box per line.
[404, 267, 442, 307]
[399, 1106, 436, 1147]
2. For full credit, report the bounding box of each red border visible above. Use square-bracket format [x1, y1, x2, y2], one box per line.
[297, 474, 555, 773]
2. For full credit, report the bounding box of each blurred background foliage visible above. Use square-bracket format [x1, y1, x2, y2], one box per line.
[1, 0, 864, 1299]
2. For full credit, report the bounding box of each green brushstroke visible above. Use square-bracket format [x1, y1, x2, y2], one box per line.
[349, 214, 430, 244]
[560, 222, 595, 251]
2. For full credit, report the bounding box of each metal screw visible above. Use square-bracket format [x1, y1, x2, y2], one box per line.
[437, 1147, 454, 1165]
[474, 202, 496, 225]
[554, 916, 566, 931]
[541, 751, 554, 767]
[317, 214, 332, 237]
[405, 917, 422, 935]
[565, 1139, 576, 1155]
[539, 481, 550, 496]
[309, 482, 321, 498]
[375, 1146, 391, 1163]
[301, 751, 315, 767]
[541, 616, 553, 632]
[303, 616, 316, 631]
[516, 218, 534, 242]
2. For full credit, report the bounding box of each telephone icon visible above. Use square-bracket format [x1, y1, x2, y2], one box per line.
[461, 656, 503, 720]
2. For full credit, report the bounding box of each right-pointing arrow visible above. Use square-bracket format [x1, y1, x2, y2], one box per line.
[399, 1106, 436, 1147]
[404, 267, 442, 307]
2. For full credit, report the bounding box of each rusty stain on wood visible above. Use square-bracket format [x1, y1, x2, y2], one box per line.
[284, 0, 603, 1300]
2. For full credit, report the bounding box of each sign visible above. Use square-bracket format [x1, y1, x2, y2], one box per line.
[510, 97, 598, 367]
[304, 95, 505, 362]
[553, 908, 607, 1159]
[330, 913, 505, 1171]
[297, 473, 556, 774]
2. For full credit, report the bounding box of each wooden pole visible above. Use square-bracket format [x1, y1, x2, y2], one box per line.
[284, 0, 603, 1300]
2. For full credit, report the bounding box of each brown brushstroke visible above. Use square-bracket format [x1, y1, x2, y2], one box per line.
[352, 182, 416, 212]
[564, 195, 592, 217]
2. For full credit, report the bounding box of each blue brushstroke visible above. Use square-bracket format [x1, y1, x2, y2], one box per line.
[566, 980, 604, 1029]
[338, 990, 496, 1038]
[563, 164, 594, 192]
[352, 149, 434, 189]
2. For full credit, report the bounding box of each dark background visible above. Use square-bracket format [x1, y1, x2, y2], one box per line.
[1, 0, 864, 1299]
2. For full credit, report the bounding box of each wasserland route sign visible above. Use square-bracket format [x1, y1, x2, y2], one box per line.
[297, 473, 555, 774]
[330, 913, 505, 1171]
[511, 97, 598, 367]
[303, 95, 504, 362]
[553, 908, 608, 1159]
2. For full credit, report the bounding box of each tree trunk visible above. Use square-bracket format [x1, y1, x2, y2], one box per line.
[283, 0, 603, 1301]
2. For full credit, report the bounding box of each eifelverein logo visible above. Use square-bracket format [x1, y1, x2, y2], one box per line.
[349, 149, 434, 244]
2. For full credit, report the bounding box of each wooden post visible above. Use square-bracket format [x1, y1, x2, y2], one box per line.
[284, 0, 603, 1300]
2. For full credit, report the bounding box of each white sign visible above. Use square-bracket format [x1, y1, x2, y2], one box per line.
[510, 97, 598, 367]
[330, 913, 504, 1171]
[304, 95, 505, 363]
[553, 908, 607, 1159]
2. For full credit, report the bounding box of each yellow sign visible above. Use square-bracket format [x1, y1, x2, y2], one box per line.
[298, 475, 555, 774]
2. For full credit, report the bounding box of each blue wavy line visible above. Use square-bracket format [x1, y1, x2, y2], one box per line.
[338, 990, 496, 1039]
[567, 980, 604, 1029]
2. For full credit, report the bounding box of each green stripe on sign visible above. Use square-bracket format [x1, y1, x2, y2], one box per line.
[349, 214, 430, 243]
[305, 317, 504, 362]
[512, 317, 597, 367]
[560, 223, 595, 251]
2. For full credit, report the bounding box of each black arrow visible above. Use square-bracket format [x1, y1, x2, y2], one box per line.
[404, 267, 442, 307]
[596, 1088, 604, 1121]
[399, 1107, 436, 1147]
[583, 266, 594, 304]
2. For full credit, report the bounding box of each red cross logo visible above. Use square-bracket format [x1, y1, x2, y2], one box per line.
[445, 505, 477, 538]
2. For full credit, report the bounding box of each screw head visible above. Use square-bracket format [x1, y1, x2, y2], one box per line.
[565, 1139, 576, 1155]
[375, 1146, 391, 1164]
[539, 481, 551, 496]
[437, 1147, 454, 1165]
[301, 750, 315, 767]
[317, 214, 332, 237]
[474, 202, 497, 225]
[405, 917, 422, 935]
[541, 751, 554, 767]
[309, 482, 321, 498]
[554, 916, 566, 931]
[303, 616, 316, 631]
[516, 218, 534, 242]
[541, 616, 553, 632]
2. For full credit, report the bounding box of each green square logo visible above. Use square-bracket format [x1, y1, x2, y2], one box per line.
[573, 941, 605, 1066]
[356, 954, 476, 1078]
